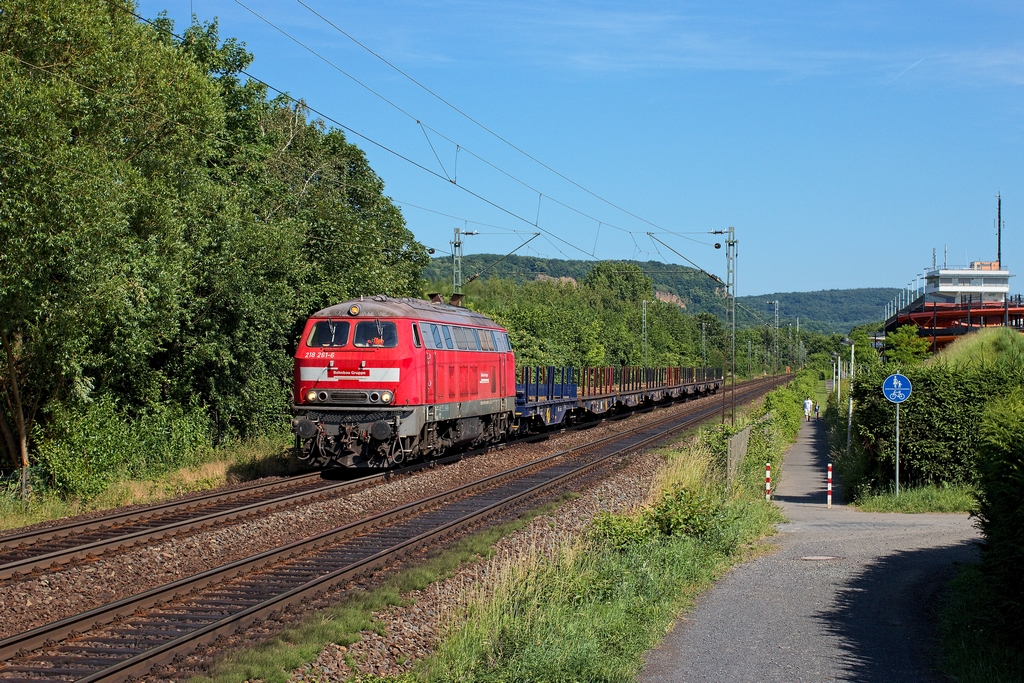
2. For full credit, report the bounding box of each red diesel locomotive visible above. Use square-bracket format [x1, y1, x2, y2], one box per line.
[291, 296, 517, 468]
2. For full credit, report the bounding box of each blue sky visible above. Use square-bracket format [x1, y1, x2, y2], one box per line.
[138, 0, 1024, 295]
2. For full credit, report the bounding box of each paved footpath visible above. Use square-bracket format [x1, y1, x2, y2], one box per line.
[639, 419, 980, 683]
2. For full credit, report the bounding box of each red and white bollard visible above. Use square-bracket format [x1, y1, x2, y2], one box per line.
[827, 463, 833, 509]
[765, 462, 771, 501]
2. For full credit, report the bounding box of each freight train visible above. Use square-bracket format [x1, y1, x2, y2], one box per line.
[290, 296, 723, 468]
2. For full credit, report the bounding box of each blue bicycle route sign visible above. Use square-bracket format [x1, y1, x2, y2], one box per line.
[883, 374, 912, 403]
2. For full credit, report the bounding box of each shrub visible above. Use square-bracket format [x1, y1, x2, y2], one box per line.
[976, 390, 1024, 642]
[843, 359, 1024, 495]
[34, 396, 213, 499]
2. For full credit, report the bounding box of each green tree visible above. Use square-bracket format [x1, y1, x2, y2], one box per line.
[0, 1, 428, 486]
[884, 325, 930, 365]
[0, 0, 224, 473]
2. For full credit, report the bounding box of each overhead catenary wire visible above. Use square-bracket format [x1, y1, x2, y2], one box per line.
[103, 1, 599, 261]
[293, 0, 710, 242]
[233, 2, 626, 229]
[0, 49, 441, 253]
[234, 0, 711, 252]
[391, 199, 524, 233]
[647, 233, 723, 283]
[0, 142, 418, 259]
[465, 233, 540, 284]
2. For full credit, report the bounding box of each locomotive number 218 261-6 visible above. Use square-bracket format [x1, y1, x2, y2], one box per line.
[304, 351, 337, 359]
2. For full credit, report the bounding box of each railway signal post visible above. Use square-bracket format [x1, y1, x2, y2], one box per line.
[882, 373, 912, 497]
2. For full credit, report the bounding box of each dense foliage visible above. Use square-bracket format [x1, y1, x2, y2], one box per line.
[429, 263, 837, 375]
[445, 263, 718, 369]
[976, 391, 1024, 642]
[424, 255, 896, 334]
[0, 0, 427, 492]
[883, 324, 930, 364]
[834, 328, 1024, 498]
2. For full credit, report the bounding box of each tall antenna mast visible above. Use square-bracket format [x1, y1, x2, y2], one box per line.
[997, 192, 1002, 268]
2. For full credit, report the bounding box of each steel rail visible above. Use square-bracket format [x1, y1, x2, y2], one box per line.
[0, 473, 325, 549]
[0, 379, 734, 581]
[0, 378, 780, 683]
[0, 421, 600, 580]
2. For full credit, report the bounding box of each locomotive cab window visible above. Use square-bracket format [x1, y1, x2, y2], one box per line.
[307, 320, 350, 347]
[412, 323, 422, 348]
[429, 324, 443, 349]
[353, 320, 398, 348]
[441, 326, 454, 349]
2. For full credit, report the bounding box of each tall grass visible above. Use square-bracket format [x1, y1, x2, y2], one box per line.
[853, 483, 976, 513]
[191, 498, 576, 683]
[423, 534, 739, 683]
[412, 380, 803, 683]
[929, 326, 1024, 367]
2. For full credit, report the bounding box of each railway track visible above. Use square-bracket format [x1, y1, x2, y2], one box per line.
[0, 376, 780, 683]
[0, 379, 751, 582]
[0, 472, 377, 581]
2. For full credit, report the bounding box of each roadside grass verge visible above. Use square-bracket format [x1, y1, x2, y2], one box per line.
[853, 483, 977, 513]
[939, 564, 1024, 683]
[401, 379, 806, 683]
[189, 495, 577, 683]
[0, 432, 296, 532]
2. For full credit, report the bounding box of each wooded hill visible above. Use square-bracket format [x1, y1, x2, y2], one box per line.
[424, 255, 897, 334]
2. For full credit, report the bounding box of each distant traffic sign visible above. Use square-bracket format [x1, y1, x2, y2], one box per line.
[883, 374, 912, 403]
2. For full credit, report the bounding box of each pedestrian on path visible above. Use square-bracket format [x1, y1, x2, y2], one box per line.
[803, 397, 813, 421]
[814, 402, 820, 420]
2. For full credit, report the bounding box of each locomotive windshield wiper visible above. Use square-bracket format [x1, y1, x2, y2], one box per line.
[327, 317, 337, 345]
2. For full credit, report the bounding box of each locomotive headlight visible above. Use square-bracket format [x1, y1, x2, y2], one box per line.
[305, 390, 317, 402]
[348, 304, 360, 316]
[381, 390, 394, 404]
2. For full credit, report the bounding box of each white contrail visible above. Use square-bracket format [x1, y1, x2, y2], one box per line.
[887, 57, 925, 84]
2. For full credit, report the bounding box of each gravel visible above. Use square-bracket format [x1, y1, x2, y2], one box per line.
[0, 390, 727, 639]
[286, 450, 668, 681]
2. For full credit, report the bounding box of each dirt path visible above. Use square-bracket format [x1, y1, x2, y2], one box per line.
[639, 420, 979, 683]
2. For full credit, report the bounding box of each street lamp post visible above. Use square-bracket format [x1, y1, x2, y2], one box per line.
[831, 352, 840, 402]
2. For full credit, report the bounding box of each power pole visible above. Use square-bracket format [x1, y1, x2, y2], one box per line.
[712, 227, 737, 424]
[642, 299, 648, 368]
[451, 225, 479, 295]
[701, 322, 707, 368]
[796, 317, 801, 368]
[766, 300, 779, 383]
